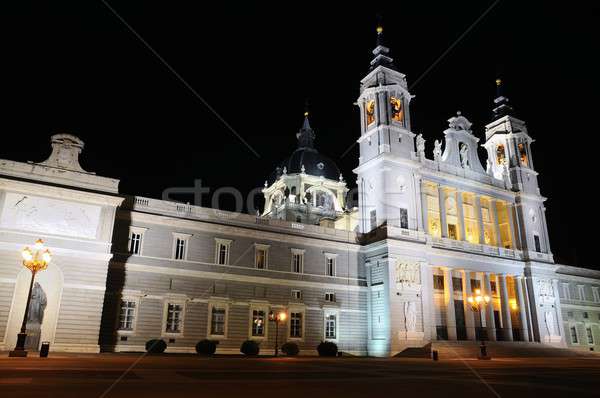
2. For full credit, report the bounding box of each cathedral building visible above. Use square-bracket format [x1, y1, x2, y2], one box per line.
[0, 27, 599, 356]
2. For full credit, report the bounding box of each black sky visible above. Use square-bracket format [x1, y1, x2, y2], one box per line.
[1, 1, 598, 269]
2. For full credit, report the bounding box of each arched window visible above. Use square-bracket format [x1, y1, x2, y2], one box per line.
[291, 186, 297, 195]
[314, 190, 334, 211]
[496, 144, 506, 165]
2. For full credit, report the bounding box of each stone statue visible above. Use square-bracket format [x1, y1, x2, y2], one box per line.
[27, 282, 47, 324]
[544, 310, 555, 336]
[416, 134, 426, 157]
[460, 143, 469, 168]
[404, 301, 417, 332]
[433, 140, 442, 161]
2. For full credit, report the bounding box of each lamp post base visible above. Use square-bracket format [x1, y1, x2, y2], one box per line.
[8, 332, 28, 357]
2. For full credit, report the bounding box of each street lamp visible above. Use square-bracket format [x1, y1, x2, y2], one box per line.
[9, 239, 52, 357]
[467, 288, 491, 360]
[268, 310, 286, 357]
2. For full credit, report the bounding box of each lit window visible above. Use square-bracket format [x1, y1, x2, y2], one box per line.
[291, 290, 302, 300]
[165, 303, 183, 333]
[118, 300, 136, 331]
[325, 292, 336, 303]
[210, 307, 226, 336]
[291, 249, 304, 273]
[496, 144, 506, 165]
[433, 275, 444, 290]
[366, 100, 375, 126]
[325, 314, 337, 339]
[518, 143, 528, 166]
[570, 326, 578, 344]
[215, 239, 232, 265]
[255, 244, 269, 269]
[290, 312, 303, 338]
[251, 309, 266, 337]
[452, 277, 463, 292]
[390, 96, 403, 123]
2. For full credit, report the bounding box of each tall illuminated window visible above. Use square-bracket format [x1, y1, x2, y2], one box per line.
[390, 96, 404, 123]
[366, 100, 375, 126]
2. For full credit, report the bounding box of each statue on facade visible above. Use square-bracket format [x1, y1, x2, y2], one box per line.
[433, 140, 442, 161]
[416, 134, 426, 157]
[404, 301, 417, 332]
[459, 143, 469, 168]
[544, 310, 555, 336]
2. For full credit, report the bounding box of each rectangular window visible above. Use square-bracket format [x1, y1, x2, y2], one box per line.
[583, 312, 589, 319]
[570, 326, 578, 343]
[128, 232, 143, 254]
[534, 234, 541, 252]
[586, 327, 594, 344]
[325, 256, 336, 277]
[255, 245, 269, 269]
[325, 292, 336, 303]
[291, 250, 304, 273]
[593, 287, 600, 303]
[370, 209, 377, 231]
[452, 277, 463, 292]
[490, 281, 498, 295]
[562, 283, 571, 300]
[291, 289, 302, 300]
[578, 285, 585, 301]
[448, 224, 458, 240]
[399, 208, 409, 229]
[210, 307, 226, 336]
[118, 300, 136, 331]
[165, 303, 183, 333]
[174, 238, 187, 260]
[215, 239, 231, 265]
[290, 312, 303, 338]
[251, 309, 265, 337]
[433, 275, 444, 290]
[325, 314, 336, 339]
[471, 279, 481, 292]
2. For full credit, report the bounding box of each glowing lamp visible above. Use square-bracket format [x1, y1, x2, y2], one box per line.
[278, 312, 287, 322]
[376, 26, 383, 34]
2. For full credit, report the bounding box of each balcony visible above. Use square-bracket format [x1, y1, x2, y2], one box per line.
[430, 236, 524, 260]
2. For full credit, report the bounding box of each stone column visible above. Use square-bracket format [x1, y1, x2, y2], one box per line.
[475, 195, 486, 245]
[438, 185, 447, 238]
[491, 199, 503, 248]
[498, 274, 514, 341]
[515, 276, 530, 341]
[506, 203, 518, 249]
[483, 273, 497, 341]
[443, 268, 457, 340]
[462, 270, 476, 340]
[421, 181, 429, 234]
[456, 190, 466, 241]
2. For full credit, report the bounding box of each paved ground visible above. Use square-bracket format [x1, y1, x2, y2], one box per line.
[1, 353, 599, 398]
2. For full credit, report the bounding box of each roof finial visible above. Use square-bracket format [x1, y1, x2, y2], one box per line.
[370, 14, 396, 71]
[492, 77, 514, 120]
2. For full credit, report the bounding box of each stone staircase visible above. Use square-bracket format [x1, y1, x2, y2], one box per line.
[430, 341, 599, 359]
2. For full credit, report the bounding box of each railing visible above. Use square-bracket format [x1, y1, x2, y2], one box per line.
[430, 236, 524, 260]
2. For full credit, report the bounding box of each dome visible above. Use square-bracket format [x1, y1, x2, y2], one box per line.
[269, 114, 342, 183]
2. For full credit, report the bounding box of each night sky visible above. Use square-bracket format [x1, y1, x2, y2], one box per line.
[1, 2, 598, 269]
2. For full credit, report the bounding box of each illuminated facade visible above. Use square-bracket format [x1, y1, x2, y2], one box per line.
[0, 27, 598, 356]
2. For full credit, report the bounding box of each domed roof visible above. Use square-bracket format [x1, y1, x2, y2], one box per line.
[269, 114, 342, 183]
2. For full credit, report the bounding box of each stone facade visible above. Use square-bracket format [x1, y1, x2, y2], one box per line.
[0, 28, 599, 356]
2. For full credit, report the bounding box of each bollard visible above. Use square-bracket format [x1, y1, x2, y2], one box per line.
[478, 341, 491, 360]
[40, 341, 50, 358]
[432, 350, 439, 361]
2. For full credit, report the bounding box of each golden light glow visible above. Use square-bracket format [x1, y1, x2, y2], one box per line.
[468, 289, 490, 311]
[496, 144, 506, 165]
[304, 111, 309, 117]
[366, 100, 375, 125]
[496, 78, 502, 86]
[518, 143, 528, 166]
[376, 26, 383, 34]
[21, 239, 52, 273]
[509, 298, 518, 311]
[390, 97, 404, 123]
[278, 312, 287, 322]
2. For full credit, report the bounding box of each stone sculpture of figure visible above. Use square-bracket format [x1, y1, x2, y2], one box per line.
[404, 301, 417, 332]
[416, 134, 426, 156]
[460, 143, 469, 168]
[27, 282, 47, 324]
[544, 310, 555, 336]
[433, 140, 442, 161]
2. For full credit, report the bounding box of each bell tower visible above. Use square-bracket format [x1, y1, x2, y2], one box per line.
[483, 80, 552, 259]
[354, 23, 419, 234]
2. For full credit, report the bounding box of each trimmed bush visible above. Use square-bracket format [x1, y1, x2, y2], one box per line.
[281, 342, 300, 356]
[145, 339, 167, 354]
[317, 341, 338, 357]
[196, 339, 218, 355]
[240, 340, 260, 356]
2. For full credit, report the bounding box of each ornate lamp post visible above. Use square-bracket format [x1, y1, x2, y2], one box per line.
[268, 310, 286, 357]
[467, 288, 491, 360]
[9, 239, 52, 357]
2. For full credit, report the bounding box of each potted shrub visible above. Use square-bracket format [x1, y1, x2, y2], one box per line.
[317, 341, 338, 357]
[281, 342, 300, 356]
[196, 339, 218, 356]
[240, 340, 260, 356]
[145, 339, 167, 354]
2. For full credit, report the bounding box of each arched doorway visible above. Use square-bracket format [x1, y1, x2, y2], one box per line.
[4, 263, 63, 351]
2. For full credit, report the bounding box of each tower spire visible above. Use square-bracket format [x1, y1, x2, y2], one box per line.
[492, 78, 514, 120]
[297, 105, 315, 148]
[369, 18, 396, 71]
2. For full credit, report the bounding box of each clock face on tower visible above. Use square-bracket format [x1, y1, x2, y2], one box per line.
[390, 97, 404, 123]
[366, 100, 375, 126]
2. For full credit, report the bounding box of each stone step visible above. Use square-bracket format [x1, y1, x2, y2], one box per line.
[429, 341, 599, 358]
